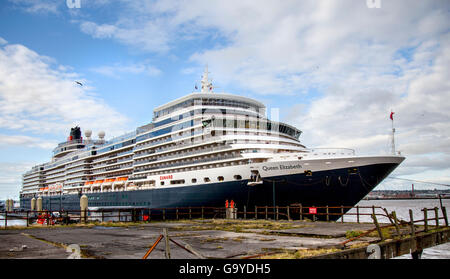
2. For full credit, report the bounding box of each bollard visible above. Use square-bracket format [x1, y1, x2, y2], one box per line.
[163, 228, 171, 259]
[31, 198, 36, 212]
[37, 197, 43, 212]
[80, 195, 88, 223]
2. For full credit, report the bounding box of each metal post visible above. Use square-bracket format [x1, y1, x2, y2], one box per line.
[356, 206, 360, 224]
[272, 180, 276, 220]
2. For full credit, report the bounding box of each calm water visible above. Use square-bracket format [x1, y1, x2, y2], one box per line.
[341, 199, 450, 259]
[1, 199, 449, 259]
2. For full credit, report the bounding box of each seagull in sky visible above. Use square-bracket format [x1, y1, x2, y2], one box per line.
[75, 81, 83, 86]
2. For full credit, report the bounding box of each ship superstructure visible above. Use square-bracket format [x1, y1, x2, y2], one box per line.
[20, 68, 404, 219]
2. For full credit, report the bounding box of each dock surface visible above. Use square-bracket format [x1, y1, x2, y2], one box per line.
[0, 219, 383, 259]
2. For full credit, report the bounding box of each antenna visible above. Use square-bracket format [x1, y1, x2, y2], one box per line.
[200, 65, 213, 93]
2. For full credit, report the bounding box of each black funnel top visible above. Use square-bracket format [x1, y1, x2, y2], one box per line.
[70, 126, 82, 140]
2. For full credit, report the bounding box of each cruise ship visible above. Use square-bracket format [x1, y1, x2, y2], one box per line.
[19, 68, 405, 220]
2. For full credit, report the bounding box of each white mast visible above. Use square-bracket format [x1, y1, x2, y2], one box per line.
[390, 111, 396, 155]
[201, 65, 213, 93]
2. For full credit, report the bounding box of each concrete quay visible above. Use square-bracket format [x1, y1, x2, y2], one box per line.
[0, 219, 378, 259]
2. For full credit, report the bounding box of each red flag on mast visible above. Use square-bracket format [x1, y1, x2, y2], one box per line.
[390, 112, 394, 120]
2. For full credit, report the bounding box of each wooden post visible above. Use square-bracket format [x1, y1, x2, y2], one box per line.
[326, 205, 329, 222]
[201, 206, 204, 219]
[176, 208, 179, 220]
[371, 213, 384, 241]
[255, 206, 257, 219]
[299, 204, 303, 221]
[101, 209, 104, 223]
[287, 206, 290, 221]
[163, 228, 171, 259]
[189, 207, 192, 219]
[423, 208, 428, 232]
[243, 205, 246, 220]
[163, 208, 166, 221]
[265, 206, 268, 220]
[372, 205, 375, 217]
[26, 211, 29, 227]
[356, 206, 360, 224]
[312, 205, 316, 222]
[442, 207, 448, 227]
[409, 209, 415, 237]
[434, 207, 439, 228]
[4, 211, 7, 229]
[392, 211, 401, 237]
[341, 205, 344, 223]
[275, 206, 278, 220]
[382, 208, 394, 225]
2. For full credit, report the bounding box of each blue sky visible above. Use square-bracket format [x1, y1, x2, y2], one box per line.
[0, 0, 449, 199]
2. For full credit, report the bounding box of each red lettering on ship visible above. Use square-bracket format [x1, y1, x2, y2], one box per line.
[160, 175, 173, 180]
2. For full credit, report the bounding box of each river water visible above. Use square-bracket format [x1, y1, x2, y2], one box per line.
[1, 199, 449, 259]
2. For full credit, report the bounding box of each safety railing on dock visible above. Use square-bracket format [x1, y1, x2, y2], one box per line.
[342, 206, 449, 247]
[2, 204, 447, 229]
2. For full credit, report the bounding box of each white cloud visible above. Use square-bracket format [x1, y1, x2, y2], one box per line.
[0, 42, 129, 138]
[8, 0, 61, 14]
[0, 162, 36, 200]
[0, 37, 7, 45]
[91, 62, 161, 78]
[0, 134, 57, 149]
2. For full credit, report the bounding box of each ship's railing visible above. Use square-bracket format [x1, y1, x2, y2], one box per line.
[303, 148, 356, 157]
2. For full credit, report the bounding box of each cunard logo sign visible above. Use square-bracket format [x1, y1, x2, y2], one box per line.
[262, 164, 302, 171]
[160, 175, 173, 180]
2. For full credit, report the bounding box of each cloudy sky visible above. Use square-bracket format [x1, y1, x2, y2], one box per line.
[0, 0, 449, 199]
